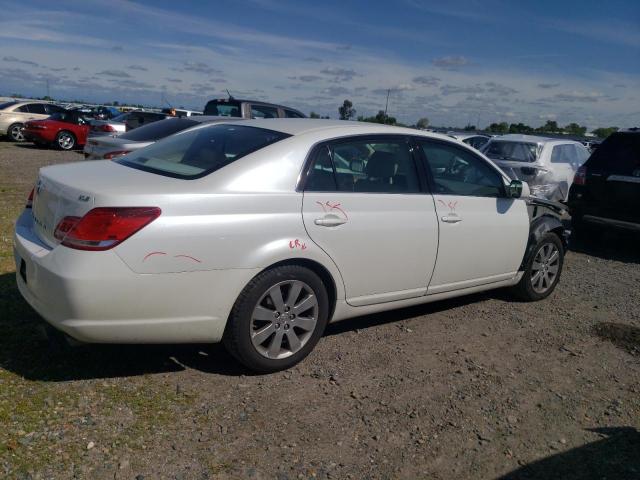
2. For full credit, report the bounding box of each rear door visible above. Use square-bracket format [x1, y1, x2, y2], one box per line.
[301, 135, 439, 306]
[416, 138, 529, 293]
[583, 132, 640, 223]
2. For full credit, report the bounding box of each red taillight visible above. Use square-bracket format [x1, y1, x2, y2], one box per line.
[573, 166, 587, 186]
[54, 207, 161, 251]
[103, 150, 131, 159]
[94, 124, 115, 132]
[26, 188, 34, 208]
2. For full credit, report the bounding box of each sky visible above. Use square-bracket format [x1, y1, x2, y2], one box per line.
[0, 0, 638, 129]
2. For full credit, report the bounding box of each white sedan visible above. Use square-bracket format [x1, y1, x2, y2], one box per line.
[14, 120, 567, 372]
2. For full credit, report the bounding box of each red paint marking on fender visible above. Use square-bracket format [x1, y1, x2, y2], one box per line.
[289, 239, 307, 250]
[325, 201, 348, 219]
[174, 254, 202, 263]
[143, 251, 167, 262]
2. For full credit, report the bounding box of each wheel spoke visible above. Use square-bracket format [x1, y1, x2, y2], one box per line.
[268, 330, 284, 358]
[253, 306, 275, 321]
[286, 282, 303, 306]
[294, 317, 316, 332]
[532, 260, 543, 271]
[531, 270, 543, 286]
[547, 264, 559, 275]
[269, 285, 286, 312]
[285, 330, 301, 352]
[293, 295, 317, 315]
[548, 249, 559, 264]
[252, 323, 275, 345]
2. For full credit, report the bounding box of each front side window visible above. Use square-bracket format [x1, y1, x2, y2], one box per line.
[117, 125, 289, 179]
[250, 104, 279, 119]
[484, 141, 540, 163]
[304, 137, 421, 193]
[464, 136, 489, 149]
[420, 140, 505, 197]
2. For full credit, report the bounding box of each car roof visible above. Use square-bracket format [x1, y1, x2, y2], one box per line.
[214, 118, 457, 141]
[490, 134, 582, 145]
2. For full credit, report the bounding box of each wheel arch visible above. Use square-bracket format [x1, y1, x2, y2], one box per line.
[519, 214, 568, 271]
[256, 258, 339, 321]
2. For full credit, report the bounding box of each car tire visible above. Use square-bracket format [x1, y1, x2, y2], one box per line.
[56, 130, 76, 150]
[511, 232, 564, 302]
[223, 265, 329, 373]
[8, 123, 25, 142]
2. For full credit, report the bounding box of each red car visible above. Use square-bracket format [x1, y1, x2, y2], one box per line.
[23, 110, 91, 150]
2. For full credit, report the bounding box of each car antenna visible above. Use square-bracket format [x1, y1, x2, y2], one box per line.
[226, 89, 235, 101]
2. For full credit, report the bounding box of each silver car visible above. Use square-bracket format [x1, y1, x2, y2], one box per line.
[84, 116, 238, 160]
[0, 100, 66, 141]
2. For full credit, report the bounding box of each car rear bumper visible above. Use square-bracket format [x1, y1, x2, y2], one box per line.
[14, 210, 258, 344]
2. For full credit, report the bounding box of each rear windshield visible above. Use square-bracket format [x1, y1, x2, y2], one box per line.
[116, 124, 289, 179]
[586, 132, 640, 174]
[120, 118, 198, 142]
[203, 100, 242, 117]
[484, 141, 540, 163]
[0, 101, 19, 110]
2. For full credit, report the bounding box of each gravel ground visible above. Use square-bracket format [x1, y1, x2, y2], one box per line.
[1, 141, 639, 480]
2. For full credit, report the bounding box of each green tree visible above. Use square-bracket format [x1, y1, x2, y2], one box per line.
[539, 120, 560, 133]
[463, 124, 476, 131]
[509, 122, 533, 134]
[564, 123, 587, 137]
[309, 111, 320, 119]
[416, 117, 429, 129]
[357, 110, 396, 125]
[487, 122, 509, 134]
[338, 99, 356, 120]
[591, 127, 618, 139]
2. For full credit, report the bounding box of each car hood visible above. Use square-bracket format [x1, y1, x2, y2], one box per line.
[86, 135, 152, 149]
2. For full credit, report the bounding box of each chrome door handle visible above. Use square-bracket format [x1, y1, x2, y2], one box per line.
[314, 215, 347, 227]
[441, 215, 462, 223]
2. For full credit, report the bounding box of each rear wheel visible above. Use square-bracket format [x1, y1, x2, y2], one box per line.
[512, 232, 564, 301]
[223, 265, 329, 373]
[56, 130, 76, 150]
[8, 123, 24, 142]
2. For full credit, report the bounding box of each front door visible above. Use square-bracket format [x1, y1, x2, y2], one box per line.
[301, 135, 439, 306]
[416, 138, 529, 294]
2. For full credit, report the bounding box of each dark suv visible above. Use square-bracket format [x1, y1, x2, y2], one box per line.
[568, 129, 640, 233]
[203, 98, 306, 119]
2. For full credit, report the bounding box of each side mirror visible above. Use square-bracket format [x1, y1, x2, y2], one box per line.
[507, 179, 529, 198]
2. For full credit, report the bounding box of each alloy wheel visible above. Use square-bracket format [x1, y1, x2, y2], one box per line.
[530, 243, 560, 294]
[10, 125, 24, 142]
[58, 133, 74, 150]
[250, 280, 319, 359]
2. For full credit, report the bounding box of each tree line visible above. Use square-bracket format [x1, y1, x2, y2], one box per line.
[330, 99, 618, 139]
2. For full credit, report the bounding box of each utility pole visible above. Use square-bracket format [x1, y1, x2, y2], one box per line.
[384, 89, 390, 122]
[46, 78, 50, 99]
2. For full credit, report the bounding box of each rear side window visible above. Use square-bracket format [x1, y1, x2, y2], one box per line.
[203, 101, 242, 117]
[117, 125, 289, 179]
[120, 118, 198, 141]
[420, 140, 505, 197]
[45, 104, 66, 114]
[250, 104, 279, 119]
[485, 141, 539, 162]
[0, 101, 19, 110]
[304, 137, 421, 193]
[27, 104, 47, 114]
[586, 132, 640, 174]
[551, 145, 573, 164]
[284, 109, 305, 118]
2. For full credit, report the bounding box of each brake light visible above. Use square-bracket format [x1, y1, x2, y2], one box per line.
[54, 207, 161, 251]
[26, 188, 34, 208]
[103, 150, 131, 159]
[96, 124, 115, 132]
[574, 166, 587, 186]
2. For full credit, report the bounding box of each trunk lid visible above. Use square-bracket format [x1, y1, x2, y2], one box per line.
[30, 160, 186, 247]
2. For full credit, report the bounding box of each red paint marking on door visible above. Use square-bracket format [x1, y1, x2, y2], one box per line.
[143, 251, 167, 262]
[174, 254, 202, 263]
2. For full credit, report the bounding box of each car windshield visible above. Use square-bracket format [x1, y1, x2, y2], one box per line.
[48, 111, 78, 123]
[484, 141, 540, 162]
[203, 100, 242, 117]
[116, 124, 289, 179]
[120, 118, 199, 142]
[0, 101, 19, 110]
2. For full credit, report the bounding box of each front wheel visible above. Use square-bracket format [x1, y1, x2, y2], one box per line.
[512, 232, 564, 301]
[223, 265, 329, 373]
[56, 130, 76, 150]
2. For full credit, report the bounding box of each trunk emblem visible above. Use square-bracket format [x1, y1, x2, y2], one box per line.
[78, 195, 91, 202]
